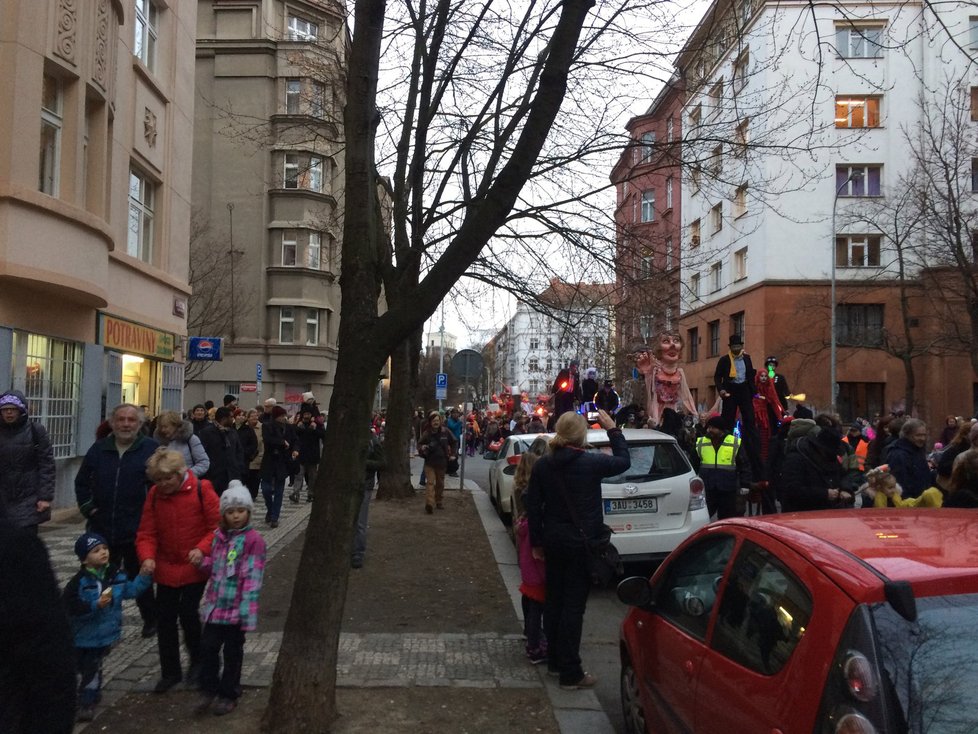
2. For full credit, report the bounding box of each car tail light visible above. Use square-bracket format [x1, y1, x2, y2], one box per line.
[506, 455, 521, 466]
[688, 476, 705, 511]
[817, 606, 894, 734]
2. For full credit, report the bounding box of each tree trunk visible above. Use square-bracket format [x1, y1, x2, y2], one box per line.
[377, 335, 417, 499]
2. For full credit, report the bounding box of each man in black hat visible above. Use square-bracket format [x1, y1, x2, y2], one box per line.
[550, 359, 582, 424]
[780, 427, 853, 511]
[713, 334, 762, 476]
[763, 356, 791, 409]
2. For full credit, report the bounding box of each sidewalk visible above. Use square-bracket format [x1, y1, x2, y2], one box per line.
[38, 464, 614, 734]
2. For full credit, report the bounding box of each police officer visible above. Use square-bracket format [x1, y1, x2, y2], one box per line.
[693, 416, 752, 519]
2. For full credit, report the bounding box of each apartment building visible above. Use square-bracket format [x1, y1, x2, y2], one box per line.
[188, 0, 347, 410]
[0, 0, 196, 505]
[610, 75, 685, 389]
[673, 0, 978, 421]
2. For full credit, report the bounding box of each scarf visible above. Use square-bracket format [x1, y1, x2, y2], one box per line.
[728, 351, 741, 378]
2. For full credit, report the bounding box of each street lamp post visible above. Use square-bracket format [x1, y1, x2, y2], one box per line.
[830, 171, 861, 415]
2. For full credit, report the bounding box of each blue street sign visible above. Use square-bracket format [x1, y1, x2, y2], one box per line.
[435, 372, 448, 388]
[257, 363, 263, 381]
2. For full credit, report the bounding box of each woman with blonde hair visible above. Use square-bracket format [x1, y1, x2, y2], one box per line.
[154, 410, 210, 478]
[525, 409, 629, 691]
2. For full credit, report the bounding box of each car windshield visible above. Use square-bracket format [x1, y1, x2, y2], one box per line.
[872, 592, 978, 733]
[588, 441, 690, 483]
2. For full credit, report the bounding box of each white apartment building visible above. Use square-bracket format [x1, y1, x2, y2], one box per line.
[676, 0, 978, 421]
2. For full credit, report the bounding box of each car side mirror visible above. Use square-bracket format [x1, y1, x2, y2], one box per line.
[617, 576, 654, 607]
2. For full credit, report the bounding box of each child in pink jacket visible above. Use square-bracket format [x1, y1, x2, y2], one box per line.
[514, 446, 547, 664]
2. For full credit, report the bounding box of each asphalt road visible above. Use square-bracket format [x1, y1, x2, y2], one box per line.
[465, 451, 654, 734]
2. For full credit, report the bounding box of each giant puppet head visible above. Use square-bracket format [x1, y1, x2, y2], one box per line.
[653, 331, 684, 368]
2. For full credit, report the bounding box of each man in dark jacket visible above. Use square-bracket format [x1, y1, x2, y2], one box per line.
[204, 407, 245, 494]
[886, 418, 934, 499]
[353, 428, 387, 569]
[780, 427, 853, 512]
[74, 403, 159, 637]
[714, 334, 762, 477]
[692, 416, 752, 519]
[0, 390, 56, 532]
[291, 408, 326, 503]
[549, 359, 583, 426]
[0, 521, 76, 733]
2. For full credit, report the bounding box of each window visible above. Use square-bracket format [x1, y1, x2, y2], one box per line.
[529, 337, 539, 350]
[306, 310, 319, 346]
[730, 311, 745, 338]
[739, 0, 752, 27]
[528, 357, 539, 372]
[709, 320, 721, 356]
[279, 307, 295, 344]
[641, 190, 655, 222]
[691, 272, 701, 298]
[837, 304, 884, 346]
[307, 232, 321, 268]
[712, 543, 812, 675]
[836, 235, 881, 267]
[691, 218, 701, 247]
[665, 177, 674, 210]
[39, 74, 62, 196]
[546, 357, 553, 372]
[687, 328, 699, 362]
[281, 230, 297, 266]
[837, 382, 885, 422]
[288, 14, 318, 40]
[666, 238, 674, 269]
[711, 202, 723, 233]
[640, 251, 653, 279]
[972, 158, 978, 193]
[134, 0, 158, 70]
[837, 165, 882, 196]
[689, 104, 702, 128]
[835, 25, 884, 58]
[11, 331, 83, 458]
[711, 144, 723, 175]
[666, 116, 674, 142]
[734, 247, 748, 280]
[971, 17, 978, 48]
[283, 154, 325, 192]
[285, 79, 301, 114]
[835, 96, 881, 128]
[708, 81, 723, 118]
[733, 50, 749, 94]
[642, 131, 655, 162]
[733, 184, 747, 218]
[734, 118, 749, 157]
[529, 380, 538, 393]
[972, 87, 978, 122]
[640, 315, 653, 340]
[311, 81, 326, 118]
[692, 166, 702, 191]
[710, 260, 723, 291]
[127, 168, 154, 262]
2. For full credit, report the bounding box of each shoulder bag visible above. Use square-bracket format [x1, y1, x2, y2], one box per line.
[553, 467, 622, 587]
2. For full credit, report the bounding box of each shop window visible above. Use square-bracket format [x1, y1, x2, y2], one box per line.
[39, 74, 62, 196]
[11, 331, 83, 458]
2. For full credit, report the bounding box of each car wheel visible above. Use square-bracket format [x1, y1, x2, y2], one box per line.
[621, 659, 648, 734]
[489, 477, 497, 506]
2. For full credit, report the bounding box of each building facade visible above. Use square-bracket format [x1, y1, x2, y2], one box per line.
[189, 0, 347, 412]
[611, 76, 685, 388]
[671, 0, 978, 422]
[0, 0, 196, 506]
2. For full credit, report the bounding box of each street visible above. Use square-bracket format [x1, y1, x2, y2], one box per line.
[462, 451, 653, 734]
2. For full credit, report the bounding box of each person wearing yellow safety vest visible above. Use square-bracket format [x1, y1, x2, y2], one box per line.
[692, 416, 753, 519]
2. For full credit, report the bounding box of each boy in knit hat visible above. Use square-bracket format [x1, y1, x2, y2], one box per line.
[62, 532, 153, 722]
[191, 481, 266, 716]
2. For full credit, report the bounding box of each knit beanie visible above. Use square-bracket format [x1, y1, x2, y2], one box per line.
[220, 481, 254, 514]
[75, 532, 108, 561]
[271, 405, 288, 419]
[0, 393, 27, 413]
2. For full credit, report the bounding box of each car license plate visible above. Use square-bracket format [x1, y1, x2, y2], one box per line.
[604, 497, 658, 514]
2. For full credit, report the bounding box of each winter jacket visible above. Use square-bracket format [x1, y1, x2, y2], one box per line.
[74, 434, 160, 546]
[202, 425, 244, 493]
[199, 526, 266, 631]
[525, 428, 630, 550]
[887, 438, 934, 499]
[0, 522, 76, 734]
[260, 420, 296, 482]
[62, 563, 152, 648]
[0, 390, 56, 528]
[418, 427, 457, 469]
[515, 517, 545, 603]
[365, 432, 386, 485]
[154, 419, 210, 478]
[135, 471, 221, 587]
[294, 419, 326, 464]
[238, 423, 260, 467]
[446, 416, 464, 442]
[780, 437, 844, 512]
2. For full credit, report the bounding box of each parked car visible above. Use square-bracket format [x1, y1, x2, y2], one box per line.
[488, 434, 545, 525]
[491, 428, 708, 560]
[617, 509, 978, 734]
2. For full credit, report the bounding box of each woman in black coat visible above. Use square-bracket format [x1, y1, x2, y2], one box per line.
[260, 407, 297, 527]
[525, 409, 629, 690]
[0, 390, 56, 532]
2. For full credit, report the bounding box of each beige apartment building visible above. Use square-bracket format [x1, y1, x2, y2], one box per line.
[188, 0, 348, 412]
[0, 0, 196, 506]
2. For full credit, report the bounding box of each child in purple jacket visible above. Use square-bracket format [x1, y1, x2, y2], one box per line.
[190, 481, 265, 716]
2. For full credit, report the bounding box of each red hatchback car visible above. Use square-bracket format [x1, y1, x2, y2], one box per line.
[617, 510, 978, 734]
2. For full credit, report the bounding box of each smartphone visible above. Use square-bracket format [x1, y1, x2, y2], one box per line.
[583, 401, 598, 422]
